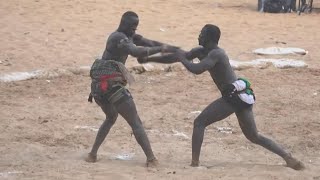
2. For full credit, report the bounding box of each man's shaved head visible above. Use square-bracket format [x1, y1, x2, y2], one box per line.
[203, 24, 221, 44]
[199, 24, 221, 46]
[122, 11, 138, 19]
[118, 11, 139, 37]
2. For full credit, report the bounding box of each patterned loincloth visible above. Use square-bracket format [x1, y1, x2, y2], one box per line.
[90, 59, 134, 99]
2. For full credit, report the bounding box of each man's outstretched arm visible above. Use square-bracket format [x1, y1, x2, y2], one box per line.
[133, 34, 166, 47]
[118, 35, 178, 58]
[137, 47, 204, 64]
[178, 50, 217, 74]
[137, 53, 179, 64]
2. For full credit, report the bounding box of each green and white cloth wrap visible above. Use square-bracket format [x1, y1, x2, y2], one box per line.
[232, 78, 255, 105]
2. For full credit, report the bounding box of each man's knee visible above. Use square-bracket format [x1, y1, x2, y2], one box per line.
[107, 112, 118, 125]
[193, 117, 205, 129]
[132, 125, 145, 137]
[244, 132, 262, 144]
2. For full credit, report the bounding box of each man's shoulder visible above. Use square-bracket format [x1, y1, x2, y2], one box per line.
[190, 46, 204, 53]
[187, 46, 204, 58]
[209, 48, 226, 56]
[109, 31, 128, 41]
[132, 34, 143, 41]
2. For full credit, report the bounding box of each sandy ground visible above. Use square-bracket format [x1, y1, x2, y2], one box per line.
[1, 0, 320, 179]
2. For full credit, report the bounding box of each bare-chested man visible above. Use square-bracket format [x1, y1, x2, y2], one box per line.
[141, 24, 305, 170]
[85, 11, 178, 167]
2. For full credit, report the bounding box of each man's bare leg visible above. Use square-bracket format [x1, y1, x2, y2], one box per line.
[86, 102, 118, 162]
[191, 98, 235, 166]
[235, 106, 305, 170]
[115, 98, 157, 167]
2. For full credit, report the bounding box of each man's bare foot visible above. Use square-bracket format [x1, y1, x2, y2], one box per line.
[285, 156, 305, 170]
[85, 153, 97, 163]
[146, 158, 159, 167]
[190, 160, 199, 167]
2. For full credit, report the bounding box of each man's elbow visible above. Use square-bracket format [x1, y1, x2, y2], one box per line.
[130, 51, 146, 58]
[130, 53, 140, 58]
[193, 71, 203, 75]
[188, 68, 203, 75]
